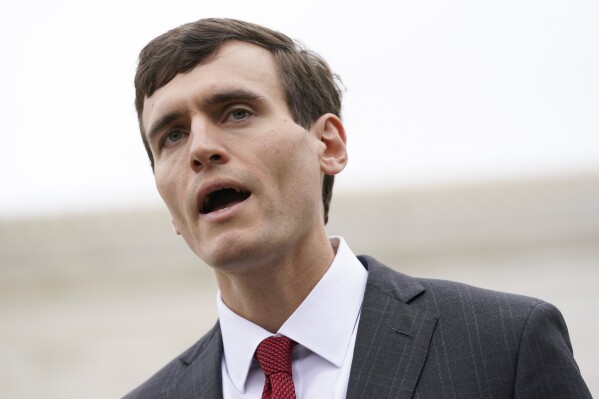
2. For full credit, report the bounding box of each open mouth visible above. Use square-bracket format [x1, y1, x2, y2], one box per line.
[200, 188, 251, 214]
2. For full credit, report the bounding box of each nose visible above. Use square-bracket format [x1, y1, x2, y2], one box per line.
[188, 122, 229, 172]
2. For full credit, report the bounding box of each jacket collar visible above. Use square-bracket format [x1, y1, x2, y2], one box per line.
[347, 255, 439, 399]
[176, 322, 224, 398]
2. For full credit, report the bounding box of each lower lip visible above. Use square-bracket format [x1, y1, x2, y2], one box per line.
[200, 196, 250, 223]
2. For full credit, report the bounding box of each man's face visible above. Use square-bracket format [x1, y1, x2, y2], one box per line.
[141, 41, 342, 271]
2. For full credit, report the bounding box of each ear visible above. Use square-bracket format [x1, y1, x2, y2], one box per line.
[312, 113, 348, 175]
[170, 219, 181, 235]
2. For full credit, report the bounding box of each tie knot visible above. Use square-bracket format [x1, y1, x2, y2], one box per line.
[255, 336, 296, 376]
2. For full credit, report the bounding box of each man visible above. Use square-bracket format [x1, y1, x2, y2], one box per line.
[125, 18, 591, 398]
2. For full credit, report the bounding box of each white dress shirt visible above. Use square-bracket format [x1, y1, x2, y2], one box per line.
[218, 237, 368, 399]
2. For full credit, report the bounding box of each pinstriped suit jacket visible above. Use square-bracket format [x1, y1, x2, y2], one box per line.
[123, 255, 591, 398]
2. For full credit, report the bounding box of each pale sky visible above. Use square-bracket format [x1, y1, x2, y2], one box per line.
[2, 0, 598, 218]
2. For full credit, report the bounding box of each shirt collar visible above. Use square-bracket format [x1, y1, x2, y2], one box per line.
[217, 237, 368, 393]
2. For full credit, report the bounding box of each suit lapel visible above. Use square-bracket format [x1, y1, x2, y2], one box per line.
[347, 256, 438, 399]
[176, 322, 224, 398]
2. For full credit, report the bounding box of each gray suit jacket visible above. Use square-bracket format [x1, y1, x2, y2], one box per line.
[124, 256, 591, 398]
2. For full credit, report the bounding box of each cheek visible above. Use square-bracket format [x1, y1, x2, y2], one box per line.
[262, 139, 304, 180]
[155, 166, 187, 222]
[269, 136, 322, 201]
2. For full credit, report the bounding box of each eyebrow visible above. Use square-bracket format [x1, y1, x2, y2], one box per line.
[202, 89, 267, 108]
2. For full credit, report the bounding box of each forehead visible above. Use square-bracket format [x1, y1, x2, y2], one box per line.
[141, 41, 287, 130]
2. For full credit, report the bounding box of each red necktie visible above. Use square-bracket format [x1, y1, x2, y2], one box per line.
[255, 336, 297, 399]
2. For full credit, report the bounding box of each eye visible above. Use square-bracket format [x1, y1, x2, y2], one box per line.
[161, 130, 187, 147]
[225, 108, 252, 123]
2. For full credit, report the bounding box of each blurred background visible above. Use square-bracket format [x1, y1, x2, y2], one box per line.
[1, 0, 598, 397]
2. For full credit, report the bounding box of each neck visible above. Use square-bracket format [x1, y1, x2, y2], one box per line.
[214, 230, 335, 333]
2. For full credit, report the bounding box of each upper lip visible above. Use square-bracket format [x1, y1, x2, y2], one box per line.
[195, 178, 251, 214]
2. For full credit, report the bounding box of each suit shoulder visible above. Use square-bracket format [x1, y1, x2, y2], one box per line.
[393, 271, 560, 351]
[410, 276, 554, 334]
[122, 323, 221, 399]
[416, 276, 544, 310]
[360, 254, 550, 332]
[359, 254, 544, 315]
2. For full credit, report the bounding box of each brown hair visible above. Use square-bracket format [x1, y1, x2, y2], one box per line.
[135, 18, 343, 224]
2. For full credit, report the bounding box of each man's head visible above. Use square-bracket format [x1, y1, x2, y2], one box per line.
[135, 18, 343, 224]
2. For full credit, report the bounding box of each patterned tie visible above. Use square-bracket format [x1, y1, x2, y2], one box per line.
[255, 336, 297, 399]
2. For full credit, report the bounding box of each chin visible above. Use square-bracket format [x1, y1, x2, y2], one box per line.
[195, 237, 251, 268]
[196, 233, 281, 272]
